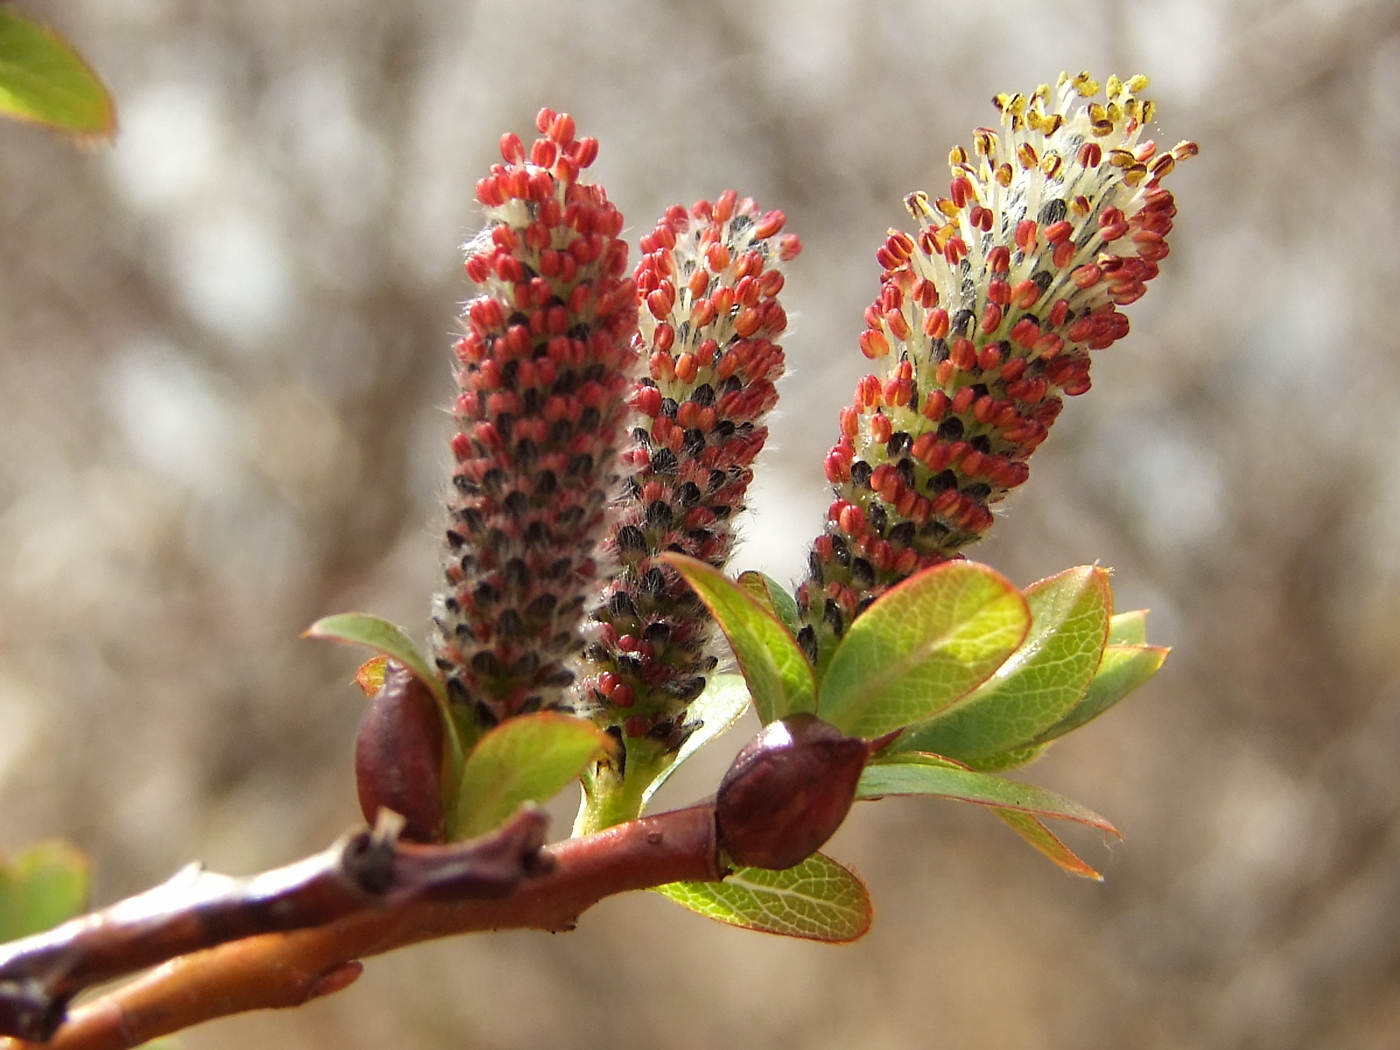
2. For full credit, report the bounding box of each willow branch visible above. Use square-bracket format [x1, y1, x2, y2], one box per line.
[0, 802, 719, 1050]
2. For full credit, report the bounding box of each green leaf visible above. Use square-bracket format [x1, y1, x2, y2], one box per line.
[641, 674, 753, 812]
[304, 612, 447, 708]
[0, 841, 89, 941]
[664, 554, 816, 723]
[857, 752, 1118, 836]
[817, 562, 1029, 739]
[736, 571, 801, 638]
[1026, 644, 1168, 746]
[451, 713, 604, 840]
[655, 852, 871, 942]
[0, 10, 114, 139]
[1108, 609, 1150, 646]
[890, 566, 1110, 763]
[994, 809, 1103, 880]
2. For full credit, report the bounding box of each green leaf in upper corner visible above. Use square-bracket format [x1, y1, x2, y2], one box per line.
[857, 752, 1118, 837]
[304, 612, 447, 708]
[663, 554, 816, 724]
[655, 852, 871, 942]
[450, 713, 605, 840]
[1025, 643, 1168, 747]
[641, 674, 753, 812]
[889, 566, 1110, 764]
[994, 808, 1103, 879]
[0, 840, 89, 941]
[817, 561, 1029, 739]
[1108, 609, 1150, 646]
[0, 10, 115, 140]
[736, 571, 801, 638]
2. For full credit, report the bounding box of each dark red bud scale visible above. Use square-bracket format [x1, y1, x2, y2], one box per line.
[354, 662, 447, 843]
[714, 714, 869, 871]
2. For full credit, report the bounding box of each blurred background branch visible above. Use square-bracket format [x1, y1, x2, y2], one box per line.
[2, 0, 1399, 1047]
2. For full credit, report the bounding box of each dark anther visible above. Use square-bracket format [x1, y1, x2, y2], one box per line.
[504, 558, 528, 589]
[526, 593, 558, 621]
[797, 625, 819, 664]
[579, 407, 601, 431]
[445, 529, 466, 550]
[676, 481, 702, 507]
[970, 434, 992, 454]
[646, 501, 674, 529]
[608, 590, 638, 619]
[473, 581, 500, 606]
[642, 620, 672, 644]
[692, 383, 715, 406]
[682, 429, 706, 454]
[641, 567, 667, 597]
[1032, 269, 1053, 292]
[930, 469, 958, 493]
[937, 417, 964, 441]
[1039, 197, 1068, 225]
[951, 308, 975, 336]
[618, 524, 647, 553]
[660, 397, 679, 417]
[510, 650, 540, 677]
[455, 506, 483, 532]
[651, 447, 679, 474]
[930, 338, 949, 362]
[830, 532, 850, 566]
[617, 653, 645, 677]
[632, 426, 652, 446]
[496, 609, 524, 638]
[851, 557, 875, 587]
[963, 482, 992, 501]
[868, 502, 888, 535]
[896, 458, 916, 489]
[888, 521, 915, 547]
[887, 431, 912, 457]
[713, 420, 736, 440]
[567, 454, 594, 477]
[823, 599, 845, 637]
[534, 470, 558, 496]
[471, 651, 501, 676]
[851, 460, 873, 488]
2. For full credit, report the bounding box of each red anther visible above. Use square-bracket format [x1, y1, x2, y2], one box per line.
[675, 352, 699, 383]
[870, 463, 894, 496]
[869, 412, 893, 444]
[1049, 299, 1070, 327]
[475, 176, 502, 207]
[753, 209, 786, 239]
[653, 322, 676, 352]
[759, 269, 785, 297]
[711, 286, 736, 317]
[1015, 219, 1038, 253]
[1072, 264, 1102, 289]
[825, 449, 852, 483]
[690, 299, 717, 327]
[944, 237, 968, 266]
[734, 275, 760, 308]
[895, 488, 917, 517]
[838, 502, 867, 536]
[987, 278, 1011, 305]
[714, 190, 737, 224]
[646, 288, 674, 321]
[949, 337, 976, 370]
[499, 132, 525, 165]
[779, 233, 801, 260]
[980, 303, 1004, 334]
[1077, 141, 1103, 167]
[840, 406, 860, 439]
[924, 307, 950, 339]
[932, 488, 961, 517]
[733, 307, 761, 338]
[548, 112, 575, 144]
[1045, 220, 1073, 244]
[465, 254, 490, 283]
[696, 338, 719, 366]
[885, 309, 911, 341]
[706, 242, 732, 272]
[950, 387, 975, 414]
[860, 329, 891, 359]
[935, 359, 956, 387]
[1052, 240, 1076, 269]
[1010, 318, 1040, 348]
[651, 350, 676, 382]
[450, 432, 472, 462]
[531, 138, 558, 169]
[1099, 221, 1128, 242]
[987, 246, 1011, 274]
[1067, 317, 1097, 342]
[972, 395, 998, 424]
[922, 389, 950, 421]
[686, 269, 709, 299]
[507, 167, 531, 200]
[978, 344, 1003, 371]
[961, 449, 985, 477]
[951, 178, 972, 208]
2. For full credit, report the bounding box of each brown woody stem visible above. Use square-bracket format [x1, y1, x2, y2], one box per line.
[0, 803, 719, 1050]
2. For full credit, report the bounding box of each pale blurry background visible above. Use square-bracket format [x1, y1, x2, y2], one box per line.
[3, 0, 1399, 1047]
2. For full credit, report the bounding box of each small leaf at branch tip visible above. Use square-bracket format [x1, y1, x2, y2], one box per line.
[354, 656, 390, 696]
[0, 10, 117, 141]
[305, 612, 447, 707]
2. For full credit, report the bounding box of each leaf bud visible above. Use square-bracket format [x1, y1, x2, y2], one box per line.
[354, 662, 447, 843]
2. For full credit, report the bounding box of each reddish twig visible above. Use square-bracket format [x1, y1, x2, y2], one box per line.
[0, 803, 720, 1050]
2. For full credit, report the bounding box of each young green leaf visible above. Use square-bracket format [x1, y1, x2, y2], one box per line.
[857, 752, 1118, 836]
[1025, 644, 1168, 746]
[817, 562, 1029, 739]
[736, 571, 801, 638]
[0, 841, 89, 941]
[890, 566, 1110, 763]
[640, 675, 754, 812]
[655, 852, 871, 942]
[450, 713, 605, 840]
[0, 10, 114, 140]
[304, 612, 447, 708]
[1108, 609, 1150, 646]
[994, 809, 1103, 880]
[663, 554, 816, 723]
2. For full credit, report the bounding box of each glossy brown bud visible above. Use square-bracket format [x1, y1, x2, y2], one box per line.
[714, 713, 868, 870]
[355, 662, 447, 843]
